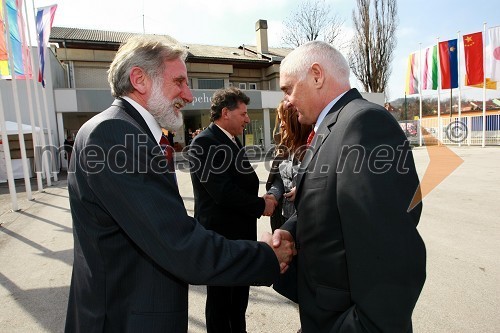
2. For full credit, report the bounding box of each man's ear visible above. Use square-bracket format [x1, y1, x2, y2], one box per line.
[221, 107, 229, 119]
[310, 63, 324, 88]
[130, 67, 149, 94]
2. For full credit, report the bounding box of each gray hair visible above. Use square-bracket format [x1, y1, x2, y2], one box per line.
[280, 41, 350, 84]
[108, 35, 188, 97]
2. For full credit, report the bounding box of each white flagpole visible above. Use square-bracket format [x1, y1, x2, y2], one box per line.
[25, 0, 52, 186]
[482, 22, 487, 148]
[0, 95, 19, 211]
[0, 1, 18, 211]
[457, 31, 462, 147]
[31, 0, 57, 181]
[41, 80, 58, 180]
[419, 42, 423, 147]
[437, 37, 442, 143]
[19, 0, 43, 191]
[3, 0, 33, 200]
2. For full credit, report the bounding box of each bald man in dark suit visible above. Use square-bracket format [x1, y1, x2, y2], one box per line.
[273, 41, 426, 333]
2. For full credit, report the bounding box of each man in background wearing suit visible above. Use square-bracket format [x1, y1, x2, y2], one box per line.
[65, 35, 294, 333]
[188, 87, 277, 333]
[273, 41, 426, 332]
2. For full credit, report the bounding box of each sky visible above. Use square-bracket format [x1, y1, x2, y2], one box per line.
[32, 0, 499, 102]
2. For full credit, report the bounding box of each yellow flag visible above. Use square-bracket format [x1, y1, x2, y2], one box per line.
[466, 76, 498, 90]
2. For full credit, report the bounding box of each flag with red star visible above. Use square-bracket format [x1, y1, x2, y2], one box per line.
[463, 32, 483, 86]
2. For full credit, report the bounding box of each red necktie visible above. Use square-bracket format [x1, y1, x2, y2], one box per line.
[306, 129, 315, 146]
[160, 134, 175, 173]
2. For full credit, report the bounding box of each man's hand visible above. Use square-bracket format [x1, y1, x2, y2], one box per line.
[272, 229, 295, 250]
[261, 231, 296, 274]
[262, 194, 278, 217]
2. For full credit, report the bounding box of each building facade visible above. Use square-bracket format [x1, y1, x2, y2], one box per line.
[49, 20, 289, 161]
[1, 20, 385, 173]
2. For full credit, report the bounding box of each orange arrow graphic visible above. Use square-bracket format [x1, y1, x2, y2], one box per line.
[408, 129, 464, 211]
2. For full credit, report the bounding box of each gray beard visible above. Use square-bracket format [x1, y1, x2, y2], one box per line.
[147, 79, 184, 131]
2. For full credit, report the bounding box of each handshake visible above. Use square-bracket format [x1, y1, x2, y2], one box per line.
[261, 229, 297, 274]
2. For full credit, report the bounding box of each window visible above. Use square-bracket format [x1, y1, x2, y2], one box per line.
[238, 83, 247, 90]
[249, 83, 257, 90]
[198, 79, 224, 89]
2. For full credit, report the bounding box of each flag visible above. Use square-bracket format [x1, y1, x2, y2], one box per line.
[487, 26, 500, 82]
[0, 0, 31, 79]
[467, 77, 497, 90]
[0, 1, 8, 78]
[463, 32, 483, 86]
[36, 4, 57, 87]
[422, 45, 438, 90]
[438, 39, 458, 89]
[405, 51, 419, 95]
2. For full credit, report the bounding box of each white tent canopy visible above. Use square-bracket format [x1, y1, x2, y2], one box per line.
[0, 121, 44, 183]
[0, 120, 42, 135]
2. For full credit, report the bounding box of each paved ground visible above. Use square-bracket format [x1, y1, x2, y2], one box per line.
[0, 146, 499, 332]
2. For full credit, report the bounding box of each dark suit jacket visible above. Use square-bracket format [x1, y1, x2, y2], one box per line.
[188, 123, 265, 241]
[281, 89, 426, 333]
[65, 99, 279, 333]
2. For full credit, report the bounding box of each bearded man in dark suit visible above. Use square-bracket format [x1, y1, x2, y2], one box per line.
[273, 41, 426, 333]
[64, 35, 294, 333]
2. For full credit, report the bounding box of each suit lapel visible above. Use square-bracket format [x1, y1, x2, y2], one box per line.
[295, 89, 364, 200]
[113, 98, 157, 143]
[209, 123, 242, 154]
[234, 136, 244, 150]
[208, 124, 255, 177]
[113, 97, 164, 161]
[113, 98, 178, 185]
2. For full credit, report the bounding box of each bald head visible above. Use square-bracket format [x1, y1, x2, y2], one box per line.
[280, 41, 350, 85]
[279, 41, 351, 125]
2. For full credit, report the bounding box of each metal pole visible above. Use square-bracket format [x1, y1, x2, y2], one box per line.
[31, 0, 57, 180]
[458, 30, 462, 147]
[482, 23, 487, 147]
[27, 3, 52, 185]
[3, 0, 33, 200]
[0, 94, 19, 211]
[20, 0, 43, 192]
[437, 37, 442, 143]
[419, 42, 423, 147]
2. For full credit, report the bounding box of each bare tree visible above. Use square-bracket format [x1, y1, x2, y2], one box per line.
[348, 0, 398, 94]
[281, 0, 344, 48]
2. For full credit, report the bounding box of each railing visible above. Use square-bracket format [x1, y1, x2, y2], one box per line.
[399, 115, 500, 146]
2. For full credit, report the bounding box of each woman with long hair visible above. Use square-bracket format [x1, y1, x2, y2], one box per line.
[266, 100, 312, 231]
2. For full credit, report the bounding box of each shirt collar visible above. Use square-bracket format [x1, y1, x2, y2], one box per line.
[215, 123, 235, 141]
[122, 96, 163, 145]
[314, 90, 348, 133]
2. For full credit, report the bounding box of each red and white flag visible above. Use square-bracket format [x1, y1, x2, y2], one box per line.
[487, 26, 500, 82]
[35, 4, 57, 87]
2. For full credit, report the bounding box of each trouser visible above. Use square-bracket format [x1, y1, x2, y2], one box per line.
[205, 285, 250, 333]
